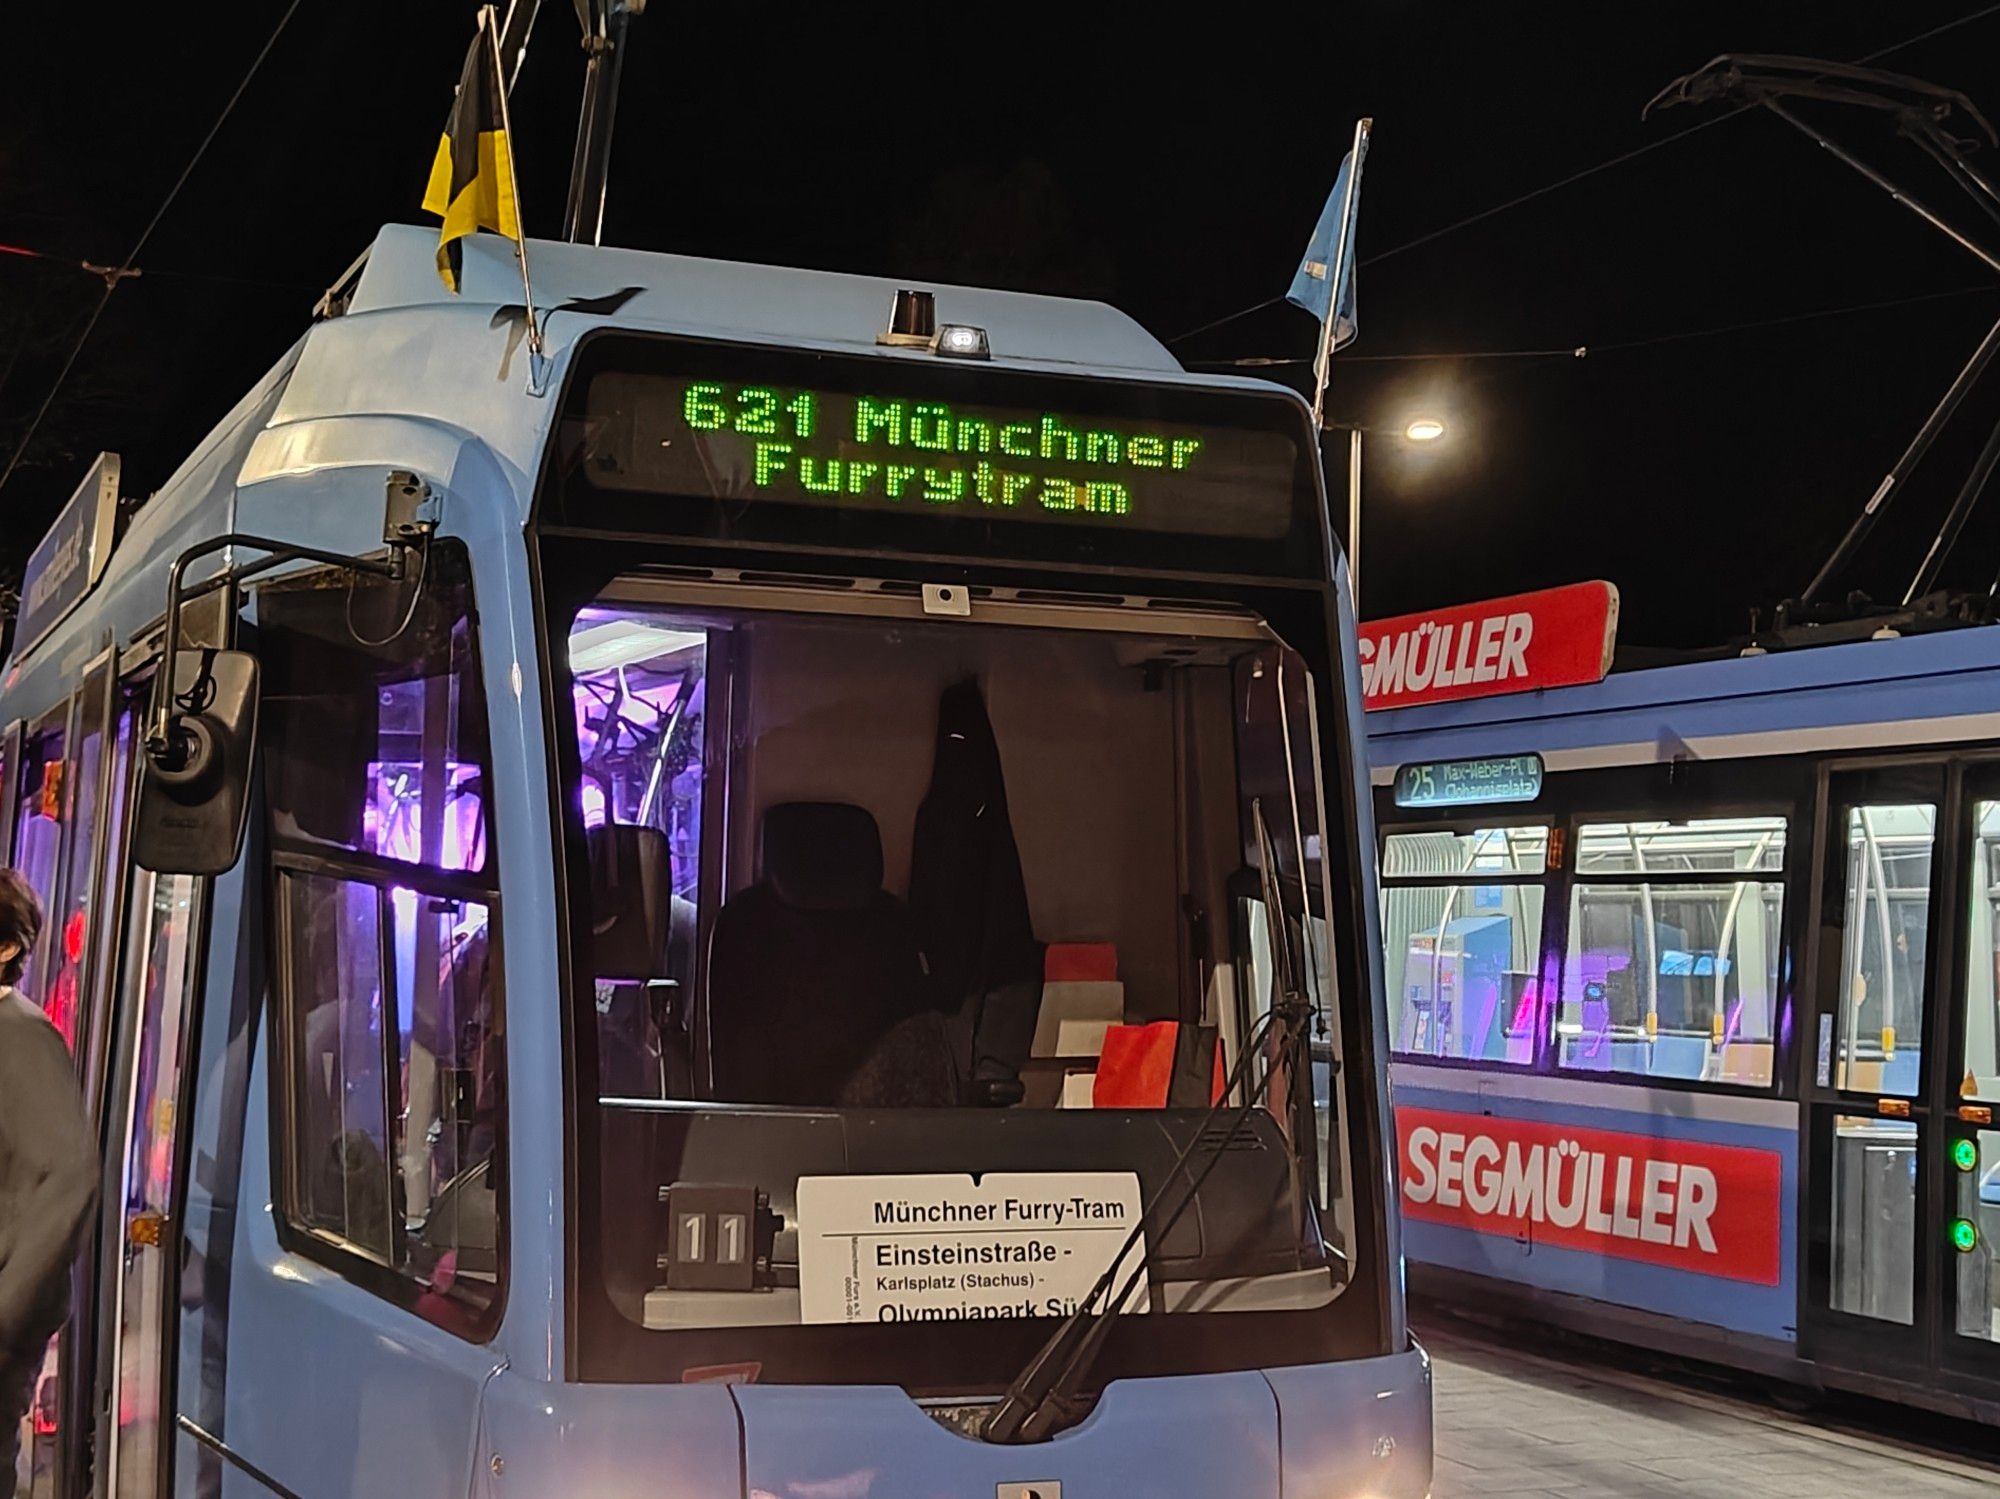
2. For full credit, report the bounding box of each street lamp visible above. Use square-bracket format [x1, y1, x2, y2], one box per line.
[1324, 416, 1448, 603]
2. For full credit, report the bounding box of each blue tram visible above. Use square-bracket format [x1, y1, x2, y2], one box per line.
[1369, 625, 2000, 1422]
[3, 226, 1428, 1498]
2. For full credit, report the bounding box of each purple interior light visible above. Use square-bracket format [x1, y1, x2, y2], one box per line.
[1505, 980, 1538, 1061]
[581, 780, 608, 831]
[568, 614, 708, 899]
[365, 761, 485, 870]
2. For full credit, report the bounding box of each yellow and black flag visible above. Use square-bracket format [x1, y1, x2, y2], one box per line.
[422, 14, 521, 292]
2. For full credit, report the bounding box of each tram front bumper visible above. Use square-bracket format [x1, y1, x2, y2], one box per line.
[729, 1345, 1431, 1499]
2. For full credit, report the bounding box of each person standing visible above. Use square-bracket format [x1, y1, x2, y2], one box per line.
[0, 871, 96, 1487]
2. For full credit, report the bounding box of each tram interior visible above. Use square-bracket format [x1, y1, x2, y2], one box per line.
[1381, 818, 1785, 1086]
[566, 599, 1346, 1328]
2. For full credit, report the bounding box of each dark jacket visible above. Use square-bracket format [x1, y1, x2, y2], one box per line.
[908, 680, 1043, 1084]
[0, 990, 98, 1350]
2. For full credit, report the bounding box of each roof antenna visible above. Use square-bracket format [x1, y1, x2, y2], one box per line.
[564, 0, 645, 245]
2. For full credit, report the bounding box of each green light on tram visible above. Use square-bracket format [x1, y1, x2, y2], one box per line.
[1951, 1217, 1979, 1254]
[1952, 1137, 1980, 1173]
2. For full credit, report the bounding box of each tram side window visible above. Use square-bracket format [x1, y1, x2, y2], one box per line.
[1833, 804, 1934, 1096]
[1955, 804, 2000, 1345]
[282, 875, 498, 1301]
[1559, 817, 1785, 1088]
[10, 717, 66, 1030]
[1964, 802, 2000, 1105]
[263, 542, 504, 1334]
[569, 609, 707, 1100]
[49, 668, 108, 1051]
[1380, 827, 1549, 1064]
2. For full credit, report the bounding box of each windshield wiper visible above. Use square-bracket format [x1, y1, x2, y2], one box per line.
[979, 801, 1316, 1444]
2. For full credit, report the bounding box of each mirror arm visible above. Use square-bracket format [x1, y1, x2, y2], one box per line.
[145, 531, 405, 766]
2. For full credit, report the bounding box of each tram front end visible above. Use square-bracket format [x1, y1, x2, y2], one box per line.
[116, 231, 1428, 1499]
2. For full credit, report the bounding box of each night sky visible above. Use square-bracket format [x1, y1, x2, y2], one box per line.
[3, 1, 1999, 649]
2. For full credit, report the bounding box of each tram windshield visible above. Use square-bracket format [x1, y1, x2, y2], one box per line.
[561, 591, 1348, 1361]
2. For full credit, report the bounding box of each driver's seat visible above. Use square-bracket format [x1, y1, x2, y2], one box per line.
[706, 802, 931, 1104]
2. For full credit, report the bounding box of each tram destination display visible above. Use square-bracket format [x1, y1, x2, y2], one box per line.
[576, 359, 1302, 541]
[1392, 753, 1544, 809]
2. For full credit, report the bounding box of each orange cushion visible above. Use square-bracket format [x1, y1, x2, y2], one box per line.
[1045, 942, 1118, 983]
[1092, 1021, 1178, 1108]
[1091, 1022, 1226, 1108]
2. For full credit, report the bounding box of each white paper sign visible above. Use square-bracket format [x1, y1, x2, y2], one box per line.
[796, 1172, 1149, 1325]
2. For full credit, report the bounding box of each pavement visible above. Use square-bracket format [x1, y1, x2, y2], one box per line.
[1425, 1324, 2000, 1498]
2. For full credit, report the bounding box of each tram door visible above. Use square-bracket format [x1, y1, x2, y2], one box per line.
[90, 665, 204, 1499]
[95, 864, 201, 1498]
[9, 656, 124, 1499]
[1941, 764, 2000, 1388]
[1800, 762, 2000, 1403]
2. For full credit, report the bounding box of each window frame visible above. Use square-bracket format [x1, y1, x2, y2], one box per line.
[541, 552, 1387, 1387]
[1377, 754, 1815, 1097]
[1377, 812, 1556, 1072]
[1956, 792, 2000, 1105]
[0, 717, 19, 884]
[1823, 797, 1939, 1098]
[259, 549, 510, 1342]
[569, 609, 719, 1103]
[270, 849, 505, 1317]
[57, 647, 120, 1080]
[11, 697, 75, 1015]
[1555, 811, 1792, 1092]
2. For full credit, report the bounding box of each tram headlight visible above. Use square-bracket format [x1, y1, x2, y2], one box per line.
[935, 323, 991, 361]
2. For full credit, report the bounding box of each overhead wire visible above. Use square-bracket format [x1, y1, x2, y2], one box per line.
[0, 0, 309, 497]
[1366, 2, 2000, 269]
[1189, 281, 2000, 368]
[1167, 1, 2000, 350]
[0, 239, 320, 292]
[1166, 295, 1285, 348]
[1359, 110, 1747, 274]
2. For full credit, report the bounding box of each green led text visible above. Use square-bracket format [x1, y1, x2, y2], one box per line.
[679, 381, 1219, 523]
[685, 382, 817, 439]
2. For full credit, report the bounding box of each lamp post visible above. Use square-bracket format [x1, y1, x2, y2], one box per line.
[1323, 416, 1446, 607]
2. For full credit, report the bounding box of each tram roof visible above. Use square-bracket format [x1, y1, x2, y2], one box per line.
[5, 225, 1287, 706]
[1366, 623, 2000, 779]
[344, 224, 1184, 373]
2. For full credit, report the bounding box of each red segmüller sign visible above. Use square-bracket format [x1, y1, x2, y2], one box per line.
[1397, 1107, 1783, 1285]
[1360, 580, 1619, 712]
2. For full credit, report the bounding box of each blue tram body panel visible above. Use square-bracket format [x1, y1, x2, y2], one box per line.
[1393, 1068, 1799, 1342]
[1370, 626, 2000, 773]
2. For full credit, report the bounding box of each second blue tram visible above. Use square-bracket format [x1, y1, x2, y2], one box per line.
[1369, 625, 2000, 1423]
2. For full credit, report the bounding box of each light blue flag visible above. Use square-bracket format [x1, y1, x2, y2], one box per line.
[1286, 143, 1367, 350]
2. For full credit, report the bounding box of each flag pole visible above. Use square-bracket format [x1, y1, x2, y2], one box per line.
[1310, 117, 1371, 431]
[483, 3, 544, 360]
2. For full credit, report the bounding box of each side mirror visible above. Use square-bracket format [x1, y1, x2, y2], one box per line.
[134, 649, 260, 875]
[587, 822, 680, 981]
